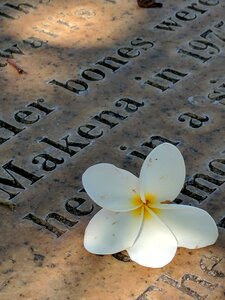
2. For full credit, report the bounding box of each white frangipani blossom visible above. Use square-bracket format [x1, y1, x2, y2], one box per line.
[82, 143, 218, 268]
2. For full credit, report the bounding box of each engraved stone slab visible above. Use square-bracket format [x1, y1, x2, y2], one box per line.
[0, 0, 225, 299]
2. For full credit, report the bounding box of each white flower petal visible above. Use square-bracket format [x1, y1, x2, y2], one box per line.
[157, 204, 218, 249]
[127, 209, 177, 268]
[140, 143, 185, 203]
[82, 163, 141, 211]
[84, 209, 143, 254]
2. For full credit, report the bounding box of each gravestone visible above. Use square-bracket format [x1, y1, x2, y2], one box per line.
[0, 0, 225, 299]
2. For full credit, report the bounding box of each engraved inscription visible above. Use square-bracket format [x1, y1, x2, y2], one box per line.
[121, 136, 225, 205]
[200, 256, 225, 277]
[178, 24, 225, 63]
[136, 285, 163, 300]
[0, 0, 225, 299]
[158, 273, 218, 300]
[0, 37, 47, 68]
[0, 99, 55, 145]
[135, 254, 224, 299]
[143, 68, 188, 92]
[155, 0, 219, 32]
[0, 98, 144, 204]
[49, 38, 154, 95]
[23, 189, 94, 237]
[0, 1, 51, 20]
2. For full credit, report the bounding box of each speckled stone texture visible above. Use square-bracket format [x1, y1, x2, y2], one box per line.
[0, 0, 225, 299]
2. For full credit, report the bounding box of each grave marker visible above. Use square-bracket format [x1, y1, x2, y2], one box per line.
[0, 0, 224, 299]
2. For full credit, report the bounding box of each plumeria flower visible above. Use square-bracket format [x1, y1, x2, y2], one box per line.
[82, 143, 218, 268]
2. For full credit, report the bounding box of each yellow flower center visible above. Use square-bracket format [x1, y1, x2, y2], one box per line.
[132, 193, 160, 219]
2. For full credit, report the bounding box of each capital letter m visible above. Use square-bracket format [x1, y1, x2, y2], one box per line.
[0, 160, 43, 200]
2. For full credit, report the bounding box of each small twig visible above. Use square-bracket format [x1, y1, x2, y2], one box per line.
[0, 198, 16, 210]
[137, 0, 163, 8]
[6, 58, 27, 74]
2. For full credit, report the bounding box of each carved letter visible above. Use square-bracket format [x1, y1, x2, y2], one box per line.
[209, 159, 225, 176]
[144, 68, 187, 91]
[4, 3, 36, 14]
[154, 17, 182, 31]
[14, 110, 40, 124]
[156, 68, 188, 84]
[93, 110, 127, 128]
[0, 7, 15, 19]
[117, 47, 140, 58]
[49, 79, 88, 95]
[129, 136, 180, 160]
[136, 285, 163, 300]
[27, 98, 55, 115]
[208, 83, 225, 104]
[40, 136, 89, 157]
[23, 212, 78, 237]
[0, 119, 24, 144]
[96, 56, 128, 72]
[178, 112, 209, 128]
[65, 197, 94, 216]
[115, 98, 144, 112]
[0, 160, 43, 199]
[81, 68, 105, 81]
[175, 10, 197, 21]
[23, 36, 46, 48]
[130, 37, 154, 49]
[32, 154, 64, 171]
[199, 0, 219, 6]
[200, 255, 225, 278]
[143, 136, 180, 149]
[0, 43, 24, 59]
[217, 217, 225, 229]
[144, 80, 168, 92]
[187, 3, 207, 14]
[77, 124, 103, 140]
[178, 48, 210, 63]
[180, 173, 224, 202]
